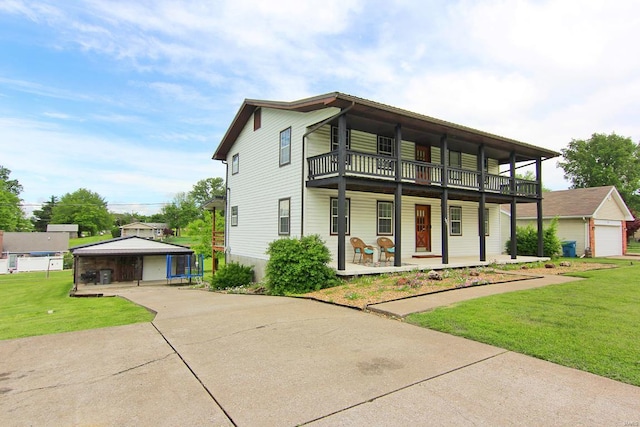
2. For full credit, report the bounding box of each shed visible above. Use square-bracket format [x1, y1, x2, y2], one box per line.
[70, 236, 195, 284]
[502, 186, 634, 257]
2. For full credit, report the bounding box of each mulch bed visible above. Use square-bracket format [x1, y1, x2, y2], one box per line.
[303, 262, 616, 310]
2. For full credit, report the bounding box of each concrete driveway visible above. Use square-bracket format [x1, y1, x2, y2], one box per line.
[1, 287, 639, 426]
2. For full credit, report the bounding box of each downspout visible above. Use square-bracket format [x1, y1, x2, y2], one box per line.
[300, 103, 355, 238]
[222, 160, 229, 267]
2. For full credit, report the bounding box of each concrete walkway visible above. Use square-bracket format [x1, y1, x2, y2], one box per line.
[1, 282, 639, 426]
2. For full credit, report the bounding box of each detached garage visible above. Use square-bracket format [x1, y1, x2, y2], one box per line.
[71, 236, 200, 285]
[503, 186, 634, 257]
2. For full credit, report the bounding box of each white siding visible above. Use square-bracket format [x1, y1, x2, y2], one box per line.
[226, 107, 338, 262]
[517, 218, 589, 256]
[142, 255, 167, 281]
[305, 188, 502, 262]
[594, 196, 628, 221]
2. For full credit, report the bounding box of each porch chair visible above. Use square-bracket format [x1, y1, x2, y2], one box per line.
[350, 237, 375, 264]
[377, 237, 395, 263]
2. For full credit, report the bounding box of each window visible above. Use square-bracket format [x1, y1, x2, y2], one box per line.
[331, 126, 351, 165]
[449, 150, 462, 182]
[450, 206, 462, 236]
[232, 153, 239, 175]
[377, 136, 395, 171]
[279, 127, 291, 166]
[331, 126, 351, 151]
[377, 135, 394, 156]
[483, 208, 490, 236]
[330, 198, 350, 235]
[253, 108, 261, 131]
[377, 201, 393, 235]
[231, 206, 238, 226]
[278, 198, 290, 235]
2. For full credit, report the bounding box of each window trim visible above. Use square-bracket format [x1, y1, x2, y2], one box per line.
[377, 135, 395, 156]
[449, 206, 462, 236]
[331, 126, 351, 151]
[330, 197, 350, 235]
[278, 198, 290, 235]
[377, 200, 394, 236]
[231, 206, 238, 227]
[279, 127, 291, 166]
[231, 153, 239, 175]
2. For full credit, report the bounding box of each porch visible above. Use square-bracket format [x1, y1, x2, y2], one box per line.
[330, 254, 549, 277]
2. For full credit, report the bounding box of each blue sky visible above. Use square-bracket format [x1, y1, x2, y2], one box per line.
[1, 0, 639, 215]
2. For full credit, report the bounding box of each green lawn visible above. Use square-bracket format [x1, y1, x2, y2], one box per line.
[0, 270, 154, 340]
[69, 234, 114, 248]
[406, 259, 640, 386]
[627, 239, 640, 254]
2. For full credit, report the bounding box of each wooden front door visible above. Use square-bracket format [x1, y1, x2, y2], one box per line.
[415, 145, 431, 184]
[415, 205, 431, 252]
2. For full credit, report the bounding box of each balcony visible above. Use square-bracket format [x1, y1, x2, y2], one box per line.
[307, 151, 539, 197]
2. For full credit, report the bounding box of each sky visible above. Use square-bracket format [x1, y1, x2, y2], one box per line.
[1, 0, 639, 216]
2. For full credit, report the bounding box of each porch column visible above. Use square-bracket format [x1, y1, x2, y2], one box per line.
[337, 113, 347, 271]
[536, 157, 544, 257]
[394, 124, 402, 266]
[441, 134, 449, 264]
[478, 144, 486, 261]
[510, 151, 517, 259]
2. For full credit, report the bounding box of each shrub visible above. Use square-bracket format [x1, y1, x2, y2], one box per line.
[111, 227, 121, 238]
[63, 252, 74, 270]
[209, 262, 254, 290]
[265, 234, 338, 295]
[506, 217, 561, 258]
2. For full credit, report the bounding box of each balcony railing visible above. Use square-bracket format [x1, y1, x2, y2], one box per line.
[307, 150, 539, 197]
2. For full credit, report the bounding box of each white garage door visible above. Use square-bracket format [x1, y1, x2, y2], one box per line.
[594, 222, 622, 257]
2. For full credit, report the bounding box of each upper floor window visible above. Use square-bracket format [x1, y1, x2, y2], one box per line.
[232, 153, 239, 175]
[377, 135, 394, 156]
[280, 127, 291, 166]
[449, 150, 462, 168]
[330, 197, 350, 235]
[483, 208, 490, 236]
[450, 206, 462, 236]
[377, 201, 393, 235]
[331, 126, 351, 151]
[278, 198, 290, 235]
[253, 108, 261, 131]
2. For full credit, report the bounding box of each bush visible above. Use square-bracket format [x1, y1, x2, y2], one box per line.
[506, 217, 561, 258]
[111, 227, 121, 238]
[265, 234, 338, 295]
[209, 262, 254, 290]
[63, 252, 74, 270]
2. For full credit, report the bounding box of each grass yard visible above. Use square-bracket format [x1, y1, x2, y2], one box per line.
[406, 260, 640, 386]
[0, 270, 154, 340]
[627, 239, 640, 254]
[69, 234, 114, 248]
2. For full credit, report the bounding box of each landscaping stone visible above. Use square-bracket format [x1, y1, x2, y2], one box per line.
[427, 270, 443, 280]
[559, 261, 571, 267]
[545, 263, 556, 268]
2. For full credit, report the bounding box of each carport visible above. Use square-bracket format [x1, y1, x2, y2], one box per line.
[70, 236, 196, 286]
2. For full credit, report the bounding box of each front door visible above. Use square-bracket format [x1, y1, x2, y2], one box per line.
[415, 145, 431, 184]
[415, 205, 431, 252]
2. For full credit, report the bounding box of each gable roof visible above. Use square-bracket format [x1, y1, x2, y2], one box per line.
[70, 236, 193, 256]
[47, 224, 79, 232]
[120, 222, 167, 230]
[2, 232, 69, 253]
[504, 186, 634, 220]
[213, 92, 560, 164]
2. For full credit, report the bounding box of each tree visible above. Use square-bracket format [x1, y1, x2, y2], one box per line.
[558, 132, 640, 212]
[161, 192, 199, 236]
[51, 188, 113, 236]
[516, 171, 551, 192]
[0, 165, 24, 196]
[31, 195, 58, 232]
[189, 177, 225, 207]
[0, 166, 30, 231]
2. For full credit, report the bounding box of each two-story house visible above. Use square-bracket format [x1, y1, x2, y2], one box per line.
[213, 92, 559, 279]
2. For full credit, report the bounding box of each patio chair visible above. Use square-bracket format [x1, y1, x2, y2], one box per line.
[350, 237, 375, 264]
[377, 237, 395, 262]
